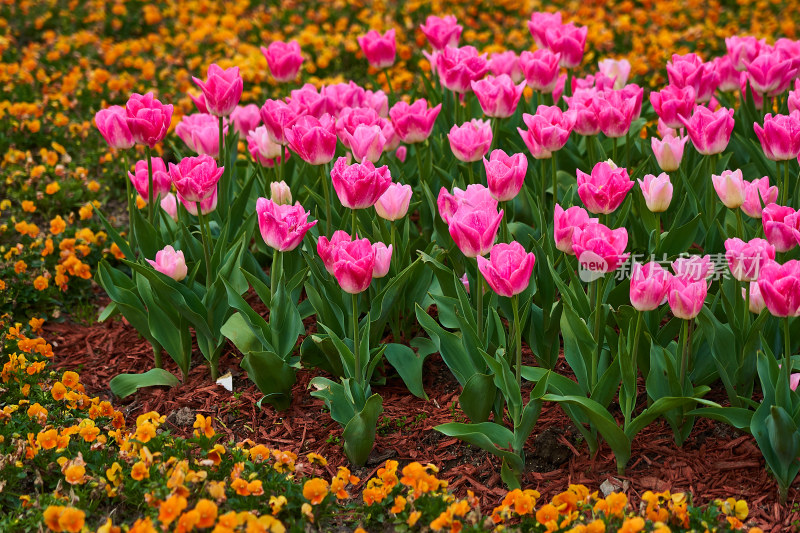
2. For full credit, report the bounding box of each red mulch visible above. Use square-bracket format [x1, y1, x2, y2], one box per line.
[44, 301, 799, 531]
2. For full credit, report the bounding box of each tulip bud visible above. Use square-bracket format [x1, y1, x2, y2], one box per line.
[712, 169, 746, 209]
[147, 245, 188, 282]
[372, 243, 393, 278]
[270, 181, 292, 205]
[638, 173, 673, 213]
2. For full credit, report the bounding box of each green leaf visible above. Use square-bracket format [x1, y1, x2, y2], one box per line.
[459, 373, 496, 423]
[435, 422, 523, 472]
[415, 304, 478, 385]
[384, 343, 430, 400]
[343, 394, 384, 466]
[240, 350, 297, 411]
[689, 407, 753, 431]
[109, 368, 180, 399]
[658, 214, 701, 257]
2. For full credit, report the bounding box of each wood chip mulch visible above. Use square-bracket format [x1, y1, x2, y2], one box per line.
[44, 307, 799, 531]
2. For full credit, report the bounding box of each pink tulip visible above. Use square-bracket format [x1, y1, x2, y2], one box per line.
[714, 56, 742, 93]
[571, 222, 629, 273]
[651, 134, 689, 172]
[180, 188, 218, 216]
[336, 107, 382, 145]
[477, 241, 536, 298]
[564, 88, 603, 136]
[657, 118, 678, 139]
[792, 372, 800, 391]
[519, 49, 561, 93]
[552, 74, 567, 104]
[620, 83, 644, 120]
[436, 45, 489, 94]
[745, 50, 797, 97]
[95, 105, 134, 149]
[259, 99, 303, 145]
[638, 172, 673, 213]
[725, 237, 775, 282]
[189, 92, 208, 114]
[598, 58, 631, 89]
[342, 124, 386, 163]
[192, 64, 242, 117]
[448, 203, 504, 258]
[679, 105, 735, 156]
[372, 242, 392, 278]
[289, 84, 329, 118]
[261, 40, 303, 82]
[363, 90, 389, 117]
[375, 182, 412, 221]
[395, 146, 407, 162]
[666, 53, 719, 103]
[712, 169, 746, 209]
[577, 161, 635, 215]
[322, 81, 366, 115]
[330, 156, 392, 209]
[128, 157, 172, 203]
[543, 23, 587, 69]
[671, 255, 713, 282]
[319, 232, 376, 294]
[256, 197, 317, 252]
[147, 245, 188, 282]
[753, 112, 800, 161]
[389, 99, 441, 143]
[483, 150, 528, 202]
[553, 204, 598, 255]
[420, 15, 462, 51]
[460, 272, 471, 294]
[762, 204, 800, 253]
[489, 51, 523, 83]
[741, 176, 779, 218]
[247, 126, 285, 167]
[520, 106, 575, 154]
[757, 260, 800, 317]
[175, 113, 227, 158]
[598, 89, 636, 138]
[357, 29, 396, 69]
[789, 79, 800, 113]
[471, 74, 526, 118]
[161, 193, 178, 221]
[168, 154, 224, 204]
[527, 11, 563, 49]
[229, 104, 261, 137]
[437, 184, 498, 225]
[650, 85, 696, 130]
[270, 181, 292, 205]
[517, 128, 553, 159]
[125, 92, 173, 148]
[743, 281, 766, 314]
[726, 36, 765, 71]
[667, 276, 707, 320]
[630, 262, 670, 312]
[448, 119, 493, 162]
[285, 114, 337, 165]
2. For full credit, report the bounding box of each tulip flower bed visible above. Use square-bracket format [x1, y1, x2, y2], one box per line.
[6, 0, 800, 531]
[0, 319, 770, 531]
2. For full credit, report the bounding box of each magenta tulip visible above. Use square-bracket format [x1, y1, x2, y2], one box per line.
[671, 255, 713, 282]
[726, 36, 765, 71]
[527, 11, 562, 49]
[285, 114, 337, 165]
[789, 79, 800, 113]
[389, 99, 441, 144]
[168, 154, 224, 204]
[330, 157, 392, 209]
[745, 51, 796, 97]
[436, 45, 489, 94]
[192, 64, 242, 117]
[630, 262, 670, 312]
[667, 276, 707, 320]
[125, 92, 173, 148]
[375, 182, 412, 221]
[753, 112, 800, 161]
[357, 29, 396, 69]
[437, 184, 497, 225]
[175, 113, 227, 158]
[571, 222, 629, 273]
[651, 134, 689, 172]
[489, 51, 523, 83]
[261, 40, 303, 82]
[553, 204, 598, 255]
[317, 230, 352, 275]
[666, 53, 719, 103]
[471, 74, 526, 118]
[95, 105, 134, 149]
[757, 260, 800, 317]
[741, 176, 778, 219]
[483, 150, 528, 202]
[679, 105, 735, 156]
[448, 203, 504, 258]
[598, 88, 636, 138]
[520, 106, 575, 153]
[419, 15, 462, 51]
[650, 85, 696, 130]
[372, 242, 392, 278]
[256, 197, 317, 252]
[564, 88, 603, 136]
[363, 89, 389, 117]
[543, 23, 587, 69]
[712, 169, 746, 209]
[247, 126, 285, 167]
[229, 104, 261, 137]
[519, 49, 561, 94]
[477, 242, 536, 298]
[147, 246, 188, 282]
[762, 204, 800, 253]
[638, 172, 673, 213]
[259, 99, 303, 145]
[448, 119, 493, 162]
[725, 237, 775, 282]
[395, 146, 407, 162]
[714, 55, 742, 93]
[128, 157, 171, 203]
[577, 161, 635, 215]
[288, 84, 328, 118]
[330, 235, 376, 294]
[180, 188, 218, 216]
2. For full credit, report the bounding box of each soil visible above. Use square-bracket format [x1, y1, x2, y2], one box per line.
[43, 294, 800, 531]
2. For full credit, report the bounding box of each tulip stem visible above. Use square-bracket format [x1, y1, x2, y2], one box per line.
[270, 250, 282, 302]
[781, 159, 790, 206]
[612, 136, 618, 163]
[353, 292, 362, 384]
[383, 69, 395, 100]
[320, 164, 332, 235]
[785, 316, 792, 375]
[145, 146, 154, 224]
[122, 152, 134, 246]
[679, 319, 691, 392]
[551, 152, 558, 210]
[591, 276, 604, 391]
[492, 118, 500, 151]
[351, 207, 358, 238]
[390, 221, 397, 275]
[625, 312, 644, 429]
[540, 158, 546, 208]
[735, 208, 745, 240]
[466, 163, 474, 186]
[153, 341, 163, 369]
[197, 203, 213, 288]
[218, 115, 225, 168]
[586, 136, 596, 167]
[476, 258, 484, 346]
[512, 294, 522, 387]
